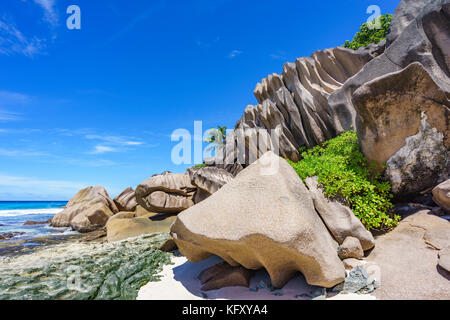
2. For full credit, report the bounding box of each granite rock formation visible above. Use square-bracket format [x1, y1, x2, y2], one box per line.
[135, 172, 196, 214]
[208, 43, 385, 174]
[51, 186, 118, 232]
[305, 176, 375, 250]
[331, 0, 450, 197]
[171, 152, 346, 288]
[114, 187, 138, 212]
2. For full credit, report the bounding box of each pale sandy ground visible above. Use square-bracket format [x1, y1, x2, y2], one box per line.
[137, 254, 375, 300]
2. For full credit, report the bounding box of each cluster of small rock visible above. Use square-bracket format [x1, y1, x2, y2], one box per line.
[50, 166, 233, 242]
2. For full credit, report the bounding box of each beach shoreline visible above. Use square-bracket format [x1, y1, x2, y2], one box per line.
[137, 253, 376, 301]
[0, 233, 171, 300]
[0, 229, 106, 257]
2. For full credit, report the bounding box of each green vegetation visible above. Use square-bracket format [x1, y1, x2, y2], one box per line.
[205, 126, 228, 152]
[191, 163, 206, 168]
[344, 14, 392, 50]
[288, 131, 399, 231]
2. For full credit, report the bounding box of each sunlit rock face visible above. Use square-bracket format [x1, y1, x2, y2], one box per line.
[114, 187, 138, 212]
[208, 43, 384, 175]
[135, 172, 196, 214]
[51, 186, 119, 232]
[347, 0, 450, 197]
[172, 152, 346, 289]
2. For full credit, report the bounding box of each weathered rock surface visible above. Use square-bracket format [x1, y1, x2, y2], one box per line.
[135, 205, 156, 217]
[193, 188, 210, 204]
[343, 266, 376, 294]
[107, 211, 136, 224]
[171, 151, 345, 288]
[23, 219, 52, 226]
[135, 172, 196, 213]
[305, 177, 375, 250]
[158, 238, 178, 252]
[198, 262, 254, 291]
[113, 187, 138, 212]
[438, 246, 450, 272]
[51, 186, 118, 232]
[342, 258, 365, 271]
[386, 0, 436, 46]
[354, 63, 449, 196]
[330, 0, 450, 197]
[424, 228, 450, 250]
[106, 212, 177, 243]
[187, 166, 233, 196]
[338, 237, 364, 260]
[208, 43, 384, 174]
[433, 179, 450, 213]
[366, 210, 450, 299]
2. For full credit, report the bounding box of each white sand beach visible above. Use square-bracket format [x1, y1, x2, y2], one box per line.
[137, 254, 376, 300]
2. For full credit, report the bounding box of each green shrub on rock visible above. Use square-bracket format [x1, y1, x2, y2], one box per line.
[288, 131, 399, 231]
[344, 14, 392, 50]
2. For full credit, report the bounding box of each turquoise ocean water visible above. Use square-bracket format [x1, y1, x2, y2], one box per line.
[0, 201, 72, 240]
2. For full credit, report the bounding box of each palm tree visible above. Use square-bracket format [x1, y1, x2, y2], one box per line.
[205, 126, 227, 153]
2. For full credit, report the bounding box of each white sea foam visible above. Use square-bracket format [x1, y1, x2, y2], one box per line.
[0, 208, 63, 217]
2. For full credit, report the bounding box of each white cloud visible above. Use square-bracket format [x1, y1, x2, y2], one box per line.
[196, 36, 220, 48]
[0, 128, 41, 134]
[0, 91, 31, 121]
[0, 91, 31, 106]
[0, 20, 45, 57]
[0, 110, 22, 121]
[269, 53, 289, 61]
[85, 134, 144, 146]
[0, 172, 86, 200]
[89, 145, 119, 155]
[228, 49, 242, 58]
[0, 148, 47, 157]
[0, 0, 58, 57]
[33, 0, 58, 26]
[0, 173, 83, 189]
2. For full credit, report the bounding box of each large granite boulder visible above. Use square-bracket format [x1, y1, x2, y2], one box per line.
[135, 172, 196, 213]
[187, 166, 233, 199]
[171, 152, 345, 288]
[51, 186, 118, 232]
[366, 210, 450, 299]
[329, 0, 450, 197]
[305, 176, 375, 250]
[113, 187, 138, 212]
[433, 179, 450, 213]
[353, 63, 449, 196]
[208, 43, 385, 174]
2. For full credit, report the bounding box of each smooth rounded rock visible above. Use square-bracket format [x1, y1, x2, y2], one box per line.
[171, 151, 346, 288]
[338, 237, 364, 260]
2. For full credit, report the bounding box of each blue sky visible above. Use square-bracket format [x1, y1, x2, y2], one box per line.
[0, 0, 399, 200]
